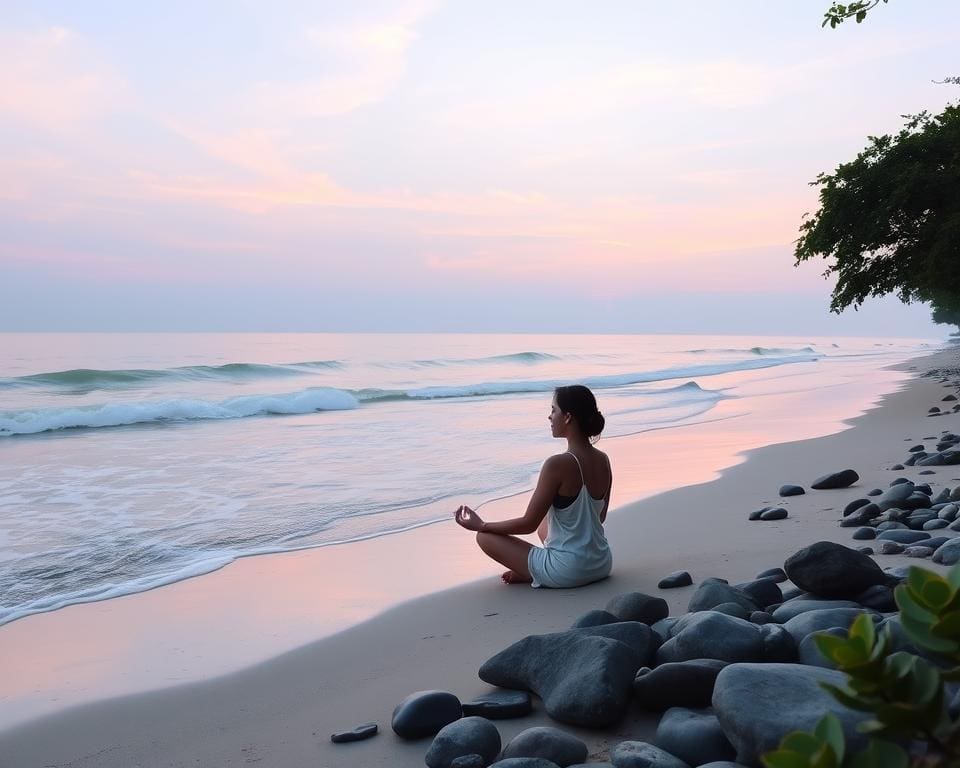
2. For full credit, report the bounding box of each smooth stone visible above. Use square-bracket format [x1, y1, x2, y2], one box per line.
[851, 527, 876, 540]
[920, 470, 937, 475]
[759, 507, 788, 521]
[735, 578, 782, 609]
[697, 764, 748, 768]
[490, 759, 561, 768]
[950, 518, 960, 531]
[451, 755, 487, 768]
[782, 608, 878, 644]
[934, 538, 960, 565]
[462, 691, 532, 719]
[877, 540, 905, 554]
[877, 529, 930, 544]
[479, 623, 656, 727]
[571, 609, 619, 629]
[748, 507, 769, 521]
[876, 482, 916, 511]
[843, 498, 871, 516]
[908, 444, 926, 452]
[797, 627, 846, 669]
[877, 521, 908, 531]
[855, 584, 897, 612]
[655, 707, 736, 766]
[711, 602, 750, 620]
[783, 541, 891, 599]
[755, 567, 787, 582]
[903, 546, 935, 558]
[656, 612, 794, 664]
[426, 717, 502, 768]
[649, 617, 677, 644]
[392, 690, 463, 739]
[811, 469, 859, 490]
[890, 464, 905, 470]
[867, 488, 883, 496]
[633, 659, 728, 711]
[779, 485, 805, 497]
[780, 586, 804, 601]
[857, 546, 874, 555]
[712, 663, 869, 765]
[924, 536, 952, 550]
[890, 477, 913, 486]
[924, 519, 949, 530]
[605, 593, 669, 625]
[939, 503, 959, 520]
[770, 599, 861, 623]
[687, 581, 757, 614]
[501, 727, 587, 767]
[611, 741, 690, 768]
[750, 611, 774, 625]
[331, 722, 378, 743]
[658, 571, 693, 589]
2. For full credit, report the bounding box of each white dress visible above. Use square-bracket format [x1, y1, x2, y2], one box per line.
[526, 452, 613, 588]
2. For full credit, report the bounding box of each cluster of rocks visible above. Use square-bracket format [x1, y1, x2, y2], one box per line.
[751, 469, 860, 521]
[334, 541, 925, 767]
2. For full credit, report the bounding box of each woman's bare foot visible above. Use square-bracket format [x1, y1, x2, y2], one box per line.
[501, 570, 532, 584]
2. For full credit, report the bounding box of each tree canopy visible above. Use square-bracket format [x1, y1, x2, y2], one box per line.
[794, 105, 960, 319]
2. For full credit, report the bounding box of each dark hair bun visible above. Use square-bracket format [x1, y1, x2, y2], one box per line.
[554, 384, 605, 440]
[586, 410, 605, 438]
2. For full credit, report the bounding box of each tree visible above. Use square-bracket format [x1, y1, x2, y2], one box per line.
[793, 105, 960, 321]
[822, 1, 889, 28]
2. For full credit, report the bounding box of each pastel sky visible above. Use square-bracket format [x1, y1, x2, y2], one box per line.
[2, 1, 958, 334]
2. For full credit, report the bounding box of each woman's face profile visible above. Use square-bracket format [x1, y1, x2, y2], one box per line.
[548, 398, 565, 438]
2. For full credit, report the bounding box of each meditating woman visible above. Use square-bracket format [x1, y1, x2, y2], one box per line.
[455, 384, 613, 587]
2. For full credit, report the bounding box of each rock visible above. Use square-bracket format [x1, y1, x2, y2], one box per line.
[855, 584, 897, 612]
[331, 722, 378, 743]
[658, 571, 693, 589]
[851, 527, 876, 540]
[931, 407, 942, 413]
[426, 717, 502, 768]
[500, 727, 587, 767]
[656, 612, 794, 664]
[903, 546, 934, 558]
[649, 618, 677, 644]
[924, 536, 952, 551]
[890, 464, 905, 470]
[735, 578, 782, 609]
[877, 540, 905, 555]
[909, 444, 926, 452]
[939, 503, 959, 521]
[770, 599, 862, 623]
[462, 691, 532, 719]
[784, 541, 891, 599]
[811, 469, 859, 490]
[571, 610, 619, 628]
[920, 470, 937, 475]
[755, 567, 787, 582]
[750, 611, 774, 625]
[779, 485, 805, 497]
[876, 482, 917, 511]
[490, 759, 561, 768]
[759, 508, 788, 521]
[748, 507, 768, 521]
[857, 546, 874, 555]
[655, 708, 736, 766]
[611, 742, 690, 768]
[867, 488, 883, 496]
[451, 755, 488, 768]
[712, 663, 869, 765]
[479, 623, 656, 727]
[605, 593, 669, 625]
[890, 477, 913, 486]
[392, 690, 462, 739]
[924, 519, 949, 530]
[712, 602, 751, 620]
[782, 608, 877, 644]
[843, 498, 871, 516]
[945, 395, 958, 401]
[687, 581, 757, 614]
[877, 529, 930, 544]
[934, 539, 960, 565]
[877, 521, 908, 531]
[797, 627, 846, 669]
[633, 659, 728, 711]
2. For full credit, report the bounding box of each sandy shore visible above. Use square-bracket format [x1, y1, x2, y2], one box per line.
[3, 347, 959, 767]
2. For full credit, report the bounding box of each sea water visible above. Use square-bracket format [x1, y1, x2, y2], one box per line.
[0, 332, 938, 625]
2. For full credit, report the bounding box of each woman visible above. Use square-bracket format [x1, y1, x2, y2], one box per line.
[455, 384, 613, 587]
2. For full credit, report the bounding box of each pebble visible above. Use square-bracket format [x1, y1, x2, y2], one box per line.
[759, 508, 788, 521]
[810, 469, 859, 490]
[867, 488, 883, 496]
[851, 527, 876, 540]
[605, 592, 669, 624]
[391, 690, 462, 739]
[462, 691, 532, 719]
[331, 722, 378, 744]
[755, 567, 787, 582]
[779, 485, 805, 496]
[500, 726, 587, 767]
[612, 741, 690, 768]
[877, 540, 905, 555]
[658, 571, 693, 589]
[426, 717, 502, 768]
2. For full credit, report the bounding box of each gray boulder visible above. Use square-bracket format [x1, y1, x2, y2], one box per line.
[811, 469, 859, 489]
[656, 612, 793, 664]
[571, 609, 619, 628]
[392, 690, 462, 739]
[426, 717, 502, 768]
[770, 599, 861, 623]
[462, 691, 532, 719]
[633, 659, 728, 711]
[877, 540, 905, 555]
[479, 623, 656, 727]
[779, 485, 805, 496]
[797, 627, 846, 669]
[611, 741, 690, 768]
[712, 664, 869, 765]
[876, 482, 917, 511]
[687, 581, 758, 613]
[605, 593, 669, 625]
[755, 567, 787, 582]
[782, 608, 877, 644]
[783, 541, 891, 598]
[877, 529, 930, 544]
[759, 508, 788, 521]
[655, 708, 736, 766]
[934, 538, 960, 565]
[658, 571, 693, 589]
[500, 727, 587, 767]
[490, 760, 561, 768]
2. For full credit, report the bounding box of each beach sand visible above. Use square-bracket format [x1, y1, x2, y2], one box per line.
[2, 347, 958, 767]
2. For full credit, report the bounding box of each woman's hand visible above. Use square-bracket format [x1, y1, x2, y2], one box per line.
[455, 505, 485, 532]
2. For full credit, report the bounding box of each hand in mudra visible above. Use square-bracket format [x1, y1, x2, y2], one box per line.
[455, 505, 485, 532]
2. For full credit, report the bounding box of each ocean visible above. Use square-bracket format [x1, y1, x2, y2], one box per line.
[0, 332, 939, 626]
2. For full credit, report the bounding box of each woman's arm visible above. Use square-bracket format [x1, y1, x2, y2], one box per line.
[599, 452, 613, 524]
[458, 456, 561, 535]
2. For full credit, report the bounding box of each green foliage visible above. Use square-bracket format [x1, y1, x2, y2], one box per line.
[794, 104, 960, 317]
[763, 564, 960, 767]
[822, 1, 888, 28]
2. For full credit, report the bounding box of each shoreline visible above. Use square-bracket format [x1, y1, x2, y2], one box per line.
[2, 347, 958, 766]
